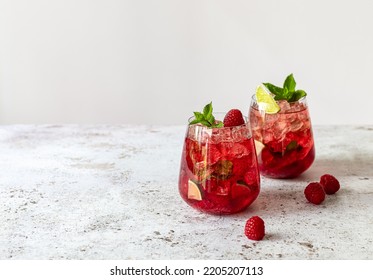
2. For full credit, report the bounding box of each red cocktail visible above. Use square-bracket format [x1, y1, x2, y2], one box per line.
[249, 97, 315, 178]
[179, 112, 260, 215]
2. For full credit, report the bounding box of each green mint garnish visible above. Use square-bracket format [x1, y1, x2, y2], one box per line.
[263, 73, 307, 102]
[286, 140, 298, 151]
[189, 102, 223, 128]
[214, 159, 233, 179]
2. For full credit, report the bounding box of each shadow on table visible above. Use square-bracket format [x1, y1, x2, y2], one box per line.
[237, 155, 372, 217]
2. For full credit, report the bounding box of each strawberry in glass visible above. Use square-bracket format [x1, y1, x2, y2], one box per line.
[249, 74, 315, 178]
[178, 102, 260, 215]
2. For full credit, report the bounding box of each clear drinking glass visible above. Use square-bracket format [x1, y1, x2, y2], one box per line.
[249, 96, 315, 178]
[178, 113, 260, 215]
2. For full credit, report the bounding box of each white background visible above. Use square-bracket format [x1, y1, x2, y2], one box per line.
[1, 0, 372, 125]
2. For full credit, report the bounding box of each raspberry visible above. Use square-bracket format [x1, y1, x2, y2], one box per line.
[206, 144, 221, 165]
[304, 182, 325, 205]
[232, 158, 247, 177]
[223, 109, 245, 127]
[244, 216, 265, 241]
[244, 169, 259, 188]
[320, 174, 340, 195]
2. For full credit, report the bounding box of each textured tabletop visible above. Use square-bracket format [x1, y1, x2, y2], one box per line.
[0, 124, 372, 259]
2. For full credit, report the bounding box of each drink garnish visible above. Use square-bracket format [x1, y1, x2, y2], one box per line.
[223, 109, 245, 127]
[286, 140, 298, 151]
[263, 73, 307, 102]
[187, 179, 203, 200]
[189, 102, 223, 128]
[255, 84, 281, 114]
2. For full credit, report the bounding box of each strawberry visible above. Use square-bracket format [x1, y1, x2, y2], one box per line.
[223, 109, 245, 127]
[304, 182, 325, 205]
[244, 216, 265, 241]
[320, 174, 340, 195]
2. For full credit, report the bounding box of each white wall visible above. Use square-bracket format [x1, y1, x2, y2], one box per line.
[1, 0, 372, 125]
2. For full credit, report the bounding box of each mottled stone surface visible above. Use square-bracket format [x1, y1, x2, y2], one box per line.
[0, 125, 372, 260]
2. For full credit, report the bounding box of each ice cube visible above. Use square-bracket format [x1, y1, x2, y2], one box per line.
[187, 124, 211, 143]
[273, 120, 290, 140]
[290, 101, 306, 112]
[302, 120, 311, 130]
[211, 127, 232, 143]
[264, 113, 279, 125]
[278, 100, 291, 112]
[232, 125, 251, 141]
[230, 143, 250, 158]
[262, 130, 274, 144]
[289, 118, 303, 132]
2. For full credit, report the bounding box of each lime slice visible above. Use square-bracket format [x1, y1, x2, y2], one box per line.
[255, 84, 280, 114]
[254, 140, 265, 155]
[231, 181, 251, 199]
[188, 180, 203, 201]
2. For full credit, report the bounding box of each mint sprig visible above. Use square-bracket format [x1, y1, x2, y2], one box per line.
[263, 73, 307, 102]
[189, 102, 223, 128]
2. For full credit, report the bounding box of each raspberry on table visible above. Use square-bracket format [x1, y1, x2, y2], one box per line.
[244, 216, 265, 241]
[223, 109, 245, 127]
[320, 174, 340, 195]
[304, 182, 325, 205]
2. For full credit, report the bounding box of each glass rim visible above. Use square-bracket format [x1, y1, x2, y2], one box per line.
[250, 94, 307, 105]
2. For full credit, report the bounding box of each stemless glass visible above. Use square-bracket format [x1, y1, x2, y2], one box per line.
[249, 96, 315, 178]
[178, 113, 260, 215]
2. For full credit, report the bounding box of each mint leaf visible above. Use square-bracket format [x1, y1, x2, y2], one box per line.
[283, 73, 296, 92]
[265, 74, 307, 102]
[214, 159, 233, 179]
[213, 121, 224, 128]
[290, 89, 307, 102]
[286, 140, 298, 151]
[199, 120, 211, 126]
[189, 102, 222, 128]
[189, 119, 201, 125]
[208, 115, 216, 125]
[263, 83, 283, 96]
[282, 87, 290, 99]
[203, 102, 213, 120]
[193, 111, 204, 120]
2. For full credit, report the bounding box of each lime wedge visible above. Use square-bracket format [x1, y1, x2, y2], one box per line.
[255, 84, 280, 114]
[188, 180, 203, 201]
[254, 140, 265, 155]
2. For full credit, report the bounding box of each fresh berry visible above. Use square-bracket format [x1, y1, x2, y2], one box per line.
[206, 144, 221, 165]
[232, 158, 247, 177]
[223, 109, 245, 127]
[304, 182, 325, 205]
[244, 169, 259, 188]
[320, 174, 340, 195]
[244, 216, 265, 241]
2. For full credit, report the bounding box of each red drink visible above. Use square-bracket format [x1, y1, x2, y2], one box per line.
[249, 97, 315, 178]
[178, 116, 260, 215]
